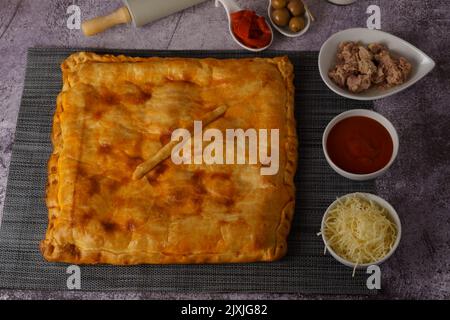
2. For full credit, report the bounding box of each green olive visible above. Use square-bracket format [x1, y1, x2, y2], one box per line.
[271, 8, 291, 27]
[271, 0, 287, 9]
[289, 16, 306, 33]
[287, 0, 305, 16]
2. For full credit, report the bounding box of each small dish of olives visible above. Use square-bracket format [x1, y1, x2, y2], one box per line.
[268, 0, 310, 37]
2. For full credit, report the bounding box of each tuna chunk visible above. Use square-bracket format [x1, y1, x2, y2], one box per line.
[399, 57, 412, 80]
[376, 50, 412, 86]
[346, 74, 372, 93]
[358, 45, 373, 61]
[368, 43, 386, 54]
[358, 58, 377, 76]
[372, 67, 386, 84]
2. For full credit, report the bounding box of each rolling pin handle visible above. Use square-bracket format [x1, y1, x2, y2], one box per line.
[81, 6, 132, 37]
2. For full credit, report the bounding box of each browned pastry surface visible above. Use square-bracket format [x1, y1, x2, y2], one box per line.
[40, 52, 297, 264]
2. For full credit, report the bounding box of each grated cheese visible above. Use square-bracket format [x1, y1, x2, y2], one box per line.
[323, 195, 397, 266]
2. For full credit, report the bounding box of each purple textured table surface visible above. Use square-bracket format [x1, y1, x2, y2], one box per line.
[0, 0, 449, 300]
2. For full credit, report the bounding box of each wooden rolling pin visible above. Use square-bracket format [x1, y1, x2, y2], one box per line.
[82, 0, 208, 36]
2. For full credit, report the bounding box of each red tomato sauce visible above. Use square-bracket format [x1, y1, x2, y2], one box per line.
[230, 10, 271, 49]
[326, 116, 393, 174]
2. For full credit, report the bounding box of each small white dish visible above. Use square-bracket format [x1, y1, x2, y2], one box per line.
[322, 109, 399, 181]
[318, 28, 436, 100]
[267, 2, 310, 37]
[215, 0, 273, 52]
[321, 192, 402, 269]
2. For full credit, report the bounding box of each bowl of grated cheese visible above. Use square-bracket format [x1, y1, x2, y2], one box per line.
[320, 192, 401, 272]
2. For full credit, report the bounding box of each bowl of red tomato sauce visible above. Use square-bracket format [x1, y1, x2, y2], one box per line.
[322, 109, 399, 181]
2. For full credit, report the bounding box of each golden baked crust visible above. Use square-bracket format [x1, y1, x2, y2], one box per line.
[40, 52, 297, 264]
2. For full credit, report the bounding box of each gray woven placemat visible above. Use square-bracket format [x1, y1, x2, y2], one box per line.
[0, 48, 375, 294]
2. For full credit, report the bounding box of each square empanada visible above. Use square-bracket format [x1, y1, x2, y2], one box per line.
[41, 52, 297, 264]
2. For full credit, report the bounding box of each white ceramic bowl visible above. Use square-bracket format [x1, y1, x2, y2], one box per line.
[321, 192, 402, 269]
[322, 109, 399, 181]
[318, 28, 435, 100]
[267, 2, 310, 37]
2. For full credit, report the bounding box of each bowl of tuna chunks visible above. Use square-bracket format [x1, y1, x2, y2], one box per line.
[319, 28, 436, 101]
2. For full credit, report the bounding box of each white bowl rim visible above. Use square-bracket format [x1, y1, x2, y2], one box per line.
[318, 27, 436, 101]
[321, 192, 402, 269]
[267, 2, 311, 38]
[322, 109, 399, 181]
